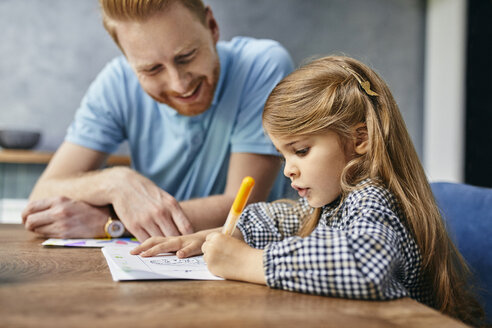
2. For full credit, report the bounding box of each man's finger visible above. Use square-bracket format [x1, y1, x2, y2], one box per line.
[172, 208, 194, 235]
[24, 211, 57, 232]
[21, 198, 56, 224]
[156, 216, 180, 237]
[142, 220, 165, 238]
[33, 222, 65, 238]
[159, 193, 193, 235]
[130, 226, 151, 242]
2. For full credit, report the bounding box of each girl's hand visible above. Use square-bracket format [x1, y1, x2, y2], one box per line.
[131, 229, 214, 258]
[202, 232, 266, 284]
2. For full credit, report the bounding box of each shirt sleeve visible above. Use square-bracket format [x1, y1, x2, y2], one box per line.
[230, 42, 294, 155]
[240, 199, 411, 300]
[236, 198, 310, 249]
[65, 57, 129, 153]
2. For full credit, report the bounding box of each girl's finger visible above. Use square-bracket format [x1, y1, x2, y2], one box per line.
[138, 237, 183, 257]
[176, 243, 202, 259]
[130, 236, 165, 254]
[140, 242, 174, 257]
[201, 240, 209, 254]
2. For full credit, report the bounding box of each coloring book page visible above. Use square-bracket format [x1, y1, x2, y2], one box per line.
[101, 246, 223, 281]
[42, 238, 140, 248]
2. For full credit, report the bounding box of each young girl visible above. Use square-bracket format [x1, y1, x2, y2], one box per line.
[132, 55, 484, 326]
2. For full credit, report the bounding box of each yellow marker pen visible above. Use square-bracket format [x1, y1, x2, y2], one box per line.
[222, 176, 255, 235]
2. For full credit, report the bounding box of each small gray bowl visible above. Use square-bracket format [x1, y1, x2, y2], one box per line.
[0, 129, 41, 150]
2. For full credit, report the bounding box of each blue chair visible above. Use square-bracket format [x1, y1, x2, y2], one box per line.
[431, 182, 492, 323]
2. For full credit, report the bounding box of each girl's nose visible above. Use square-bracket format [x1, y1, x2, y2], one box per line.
[283, 161, 299, 179]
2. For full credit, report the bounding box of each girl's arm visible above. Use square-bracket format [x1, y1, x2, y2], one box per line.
[197, 200, 307, 284]
[262, 208, 415, 300]
[234, 197, 418, 300]
[202, 232, 265, 284]
[236, 200, 307, 248]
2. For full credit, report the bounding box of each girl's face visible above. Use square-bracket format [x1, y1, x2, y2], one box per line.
[270, 131, 351, 208]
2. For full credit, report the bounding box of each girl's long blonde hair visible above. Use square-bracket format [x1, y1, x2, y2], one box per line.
[263, 55, 484, 326]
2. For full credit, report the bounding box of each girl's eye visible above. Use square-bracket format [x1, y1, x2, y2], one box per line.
[295, 148, 309, 156]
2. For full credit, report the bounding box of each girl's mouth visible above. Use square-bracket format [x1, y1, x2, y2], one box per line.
[292, 184, 309, 198]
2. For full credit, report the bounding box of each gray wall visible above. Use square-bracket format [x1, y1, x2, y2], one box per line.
[0, 0, 425, 156]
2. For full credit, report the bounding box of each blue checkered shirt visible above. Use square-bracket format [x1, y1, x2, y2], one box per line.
[236, 179, 432, 304]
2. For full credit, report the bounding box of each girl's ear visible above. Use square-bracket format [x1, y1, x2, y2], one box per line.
[353, 123, 369, 155]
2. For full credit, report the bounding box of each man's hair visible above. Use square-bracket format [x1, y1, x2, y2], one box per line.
[263, 55, 485, 326]
[99, 0, 207, 47]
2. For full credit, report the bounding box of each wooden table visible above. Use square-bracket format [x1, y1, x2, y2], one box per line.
[0, 224, 467, 328]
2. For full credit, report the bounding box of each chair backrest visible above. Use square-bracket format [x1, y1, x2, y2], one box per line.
[431, 182, 492, 323]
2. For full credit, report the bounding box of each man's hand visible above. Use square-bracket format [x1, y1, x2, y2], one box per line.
[109, 167, 194, 241]
[22, 196, 108, 238]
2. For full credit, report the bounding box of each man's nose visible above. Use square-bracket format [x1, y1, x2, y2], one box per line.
[167, 67, 191, 94]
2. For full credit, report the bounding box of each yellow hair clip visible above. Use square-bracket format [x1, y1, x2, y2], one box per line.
[341, 66, 379, 97]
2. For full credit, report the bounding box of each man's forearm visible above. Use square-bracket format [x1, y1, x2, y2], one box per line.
[30, 166, 254, 235]
[29, 167, 119, 206]
[180, 194, 236, 232]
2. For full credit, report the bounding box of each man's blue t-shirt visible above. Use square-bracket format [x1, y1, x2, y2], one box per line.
[66, 37, 294, 201]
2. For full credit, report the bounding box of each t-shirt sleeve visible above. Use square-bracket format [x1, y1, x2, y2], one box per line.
[230, 42, 294, 155]
[65, 57, 128, 154]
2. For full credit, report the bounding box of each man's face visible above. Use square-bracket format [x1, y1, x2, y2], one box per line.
[115, 3, 220, 116]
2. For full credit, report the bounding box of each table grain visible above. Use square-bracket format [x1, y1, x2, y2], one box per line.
[0, 224, 467, 328]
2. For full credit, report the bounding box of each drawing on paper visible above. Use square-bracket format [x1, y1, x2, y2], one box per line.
[149, 257, 201, 266]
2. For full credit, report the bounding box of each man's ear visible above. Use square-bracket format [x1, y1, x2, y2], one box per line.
[205, 6, 220, 43]
[353, 123, 369, 155]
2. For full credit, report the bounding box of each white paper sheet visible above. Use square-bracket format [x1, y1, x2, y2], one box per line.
[101, 246, 223, 281]
[42, 238, 140, 247]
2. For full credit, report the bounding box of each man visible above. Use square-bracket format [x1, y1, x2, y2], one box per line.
[21, 0, 293, 241]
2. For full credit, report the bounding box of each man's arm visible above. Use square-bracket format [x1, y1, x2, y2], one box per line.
[23, 142, 281, 240]
[24, 141, 194, 240]
[29, 142, 110, 200]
